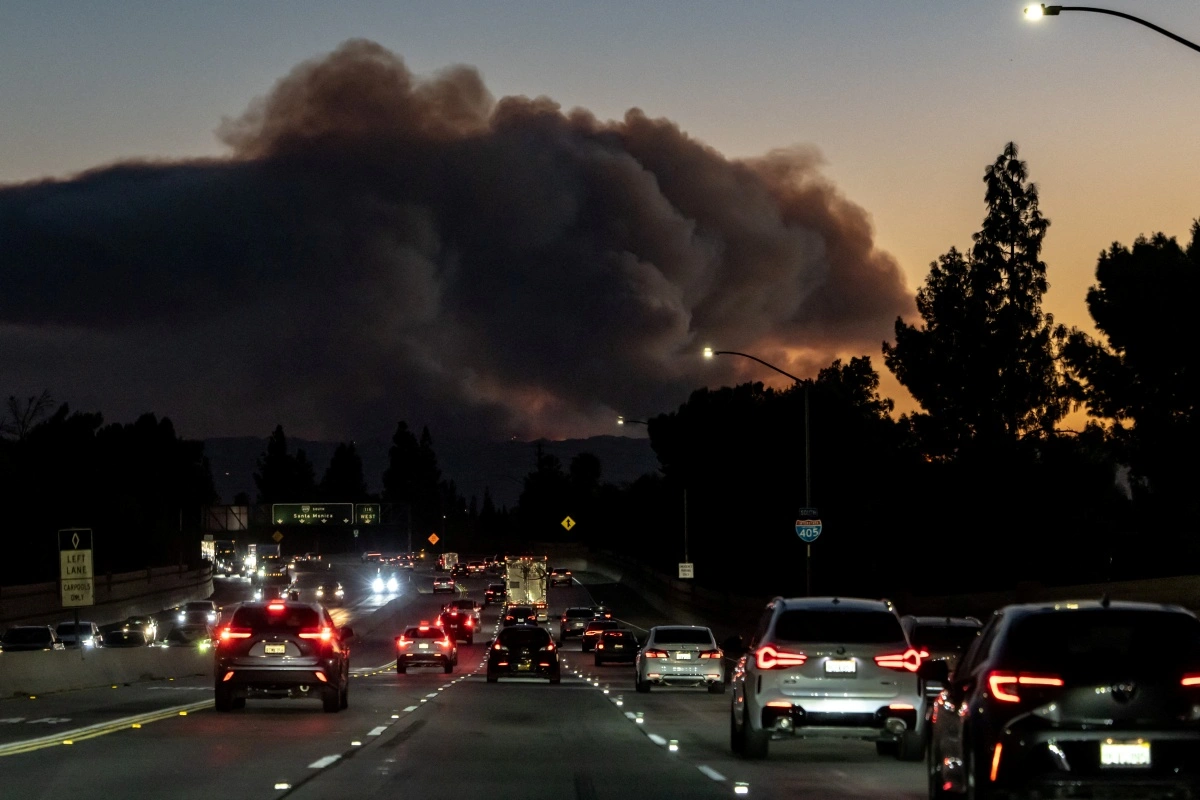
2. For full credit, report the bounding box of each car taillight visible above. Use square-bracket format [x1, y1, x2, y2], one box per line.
[465, 618, 473, 627]
[438, 637, 451, 648]
[643, 649, 668, 659]
[396, 637, 411, 649]
[755, 645, 807, 669]
[986, 671, 1064, 703]
[493, 642, 508, 652]
[219, 627, 252, 641]
[585, 630, 601, 636]
[874, 648, 930, 672]
[267, 602, 286, 612]
[1184, 673, 1200, 687]
[299, 627, 333, 642]
[699, 650, 723, 659]
[545, 642, 556, 652]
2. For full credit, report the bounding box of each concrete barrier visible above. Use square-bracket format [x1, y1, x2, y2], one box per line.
[0, 645, 212, 697]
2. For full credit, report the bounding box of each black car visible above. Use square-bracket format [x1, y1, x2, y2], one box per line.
[487, 626, 560, 683]
[581, 619, 620, 652]
[0, 625, 65, 652]
[437, 609, 478, 645]
[594, 629, 639, 665]
[928, 599, 1200, 799]
[549, 567, 572, 587]
[396, 623, 457, 674]
[503, 605, 537, 627]
[485, 583, 506, 605]
[902, 615, 982, 673]
[213, 600, 353, 713]
[102, 628, 148, 647]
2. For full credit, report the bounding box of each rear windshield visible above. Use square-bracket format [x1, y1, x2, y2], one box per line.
[3, 628, 51, 644]
[56, 623, 90, 634]
[231, 606, 321, 629]
[587, 621, 619, 630]
[774, 610, 905, 644]
[1002, 610, 1200, 673]
[652, 628, 714, 645]
[500, 628, 551, 647]
[404, 627, 445, 639]
[911, 625, 980, 652]
[488, 584, 504, 591]
[565, 609, 594, 618]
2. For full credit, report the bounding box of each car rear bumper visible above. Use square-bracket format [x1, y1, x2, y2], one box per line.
[641, 661, 725, 684]
[752, 697, 921, 741]
[217, 663, 338, 688]
[400, 653, 452, 666]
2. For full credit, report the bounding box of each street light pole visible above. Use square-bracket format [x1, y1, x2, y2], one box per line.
[1024, 5, 1200, 54]
[703, 348, 814, 595]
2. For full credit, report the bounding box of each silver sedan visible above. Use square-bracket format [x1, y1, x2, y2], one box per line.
[635, 625, 726, 693]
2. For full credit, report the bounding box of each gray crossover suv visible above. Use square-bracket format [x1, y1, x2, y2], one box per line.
[730, 597, 928, 760]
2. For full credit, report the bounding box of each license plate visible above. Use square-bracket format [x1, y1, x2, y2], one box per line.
[418, 643, 429, 650]
[517, 663, 531, 671]
[675, 652, 692, 660]
[825, 658, 856, 674]
[1100, 740, 1151, 767]
[264, 643, 286, 655]
[612, 645, 623, 650]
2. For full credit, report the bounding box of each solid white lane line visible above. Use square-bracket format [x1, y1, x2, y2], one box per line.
[308, 755, 341, 769]
[697, 766, 726, 782]
[403, 705, 419, 712]
[647, 733, 667, 746]
[367, 726, 388, 736]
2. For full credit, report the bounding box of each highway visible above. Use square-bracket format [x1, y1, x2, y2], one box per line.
[0, 561, 925, 799]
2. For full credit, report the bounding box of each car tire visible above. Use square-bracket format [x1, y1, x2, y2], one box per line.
[741, 704, 769, 759]
[397, 663, 407, 674]
[465, 635, 473, 646]
[708, 681, 727, 694]
[214, 685, 234, 712]
[443, 660, 454, 674]
[550, 673, 561, 685]
[339, 682, 349, 710]
[730, 704, 746, 755]
[487, 673, 498, 683]
[876, 741, 899, 757]
[898, 729, 924, 762]
[322, 686, 340, 713]
[635, 678, 651, 693]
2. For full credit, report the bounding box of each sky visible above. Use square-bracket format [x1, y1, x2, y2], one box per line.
[1, 1, 1197, 441]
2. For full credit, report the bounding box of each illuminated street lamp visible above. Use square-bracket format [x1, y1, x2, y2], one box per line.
[1023, 5, 1200, 54]
[704, 348, 815, 595]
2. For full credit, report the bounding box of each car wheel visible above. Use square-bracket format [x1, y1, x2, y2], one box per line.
[635, 678, 651, 693]
[322, 686, 340, 713]
[708, 681, 727, 694]
[339, 682, 349, 710]
[214, 685, 234, 712]
[741, 703, 769, 759]
[487, 673, 498, 683]
[444, 660, 454, 674]
[898, 729, 924, 762]
[465, 635, 473, 646]
[876, 741, 899, 757]
[233, 695, 246, 710]
[550, 673, 561, 685]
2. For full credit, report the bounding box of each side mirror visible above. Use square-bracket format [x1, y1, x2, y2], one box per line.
[340, 626, 355, 641]
[721, 635, 748, 659]
[918, 658, 950, 683]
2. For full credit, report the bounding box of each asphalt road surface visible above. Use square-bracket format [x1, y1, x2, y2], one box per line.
[0, 559, 925, 799]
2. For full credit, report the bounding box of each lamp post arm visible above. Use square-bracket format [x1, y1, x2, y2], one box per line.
[1059, 6, 1200, 54]
[710, 350, 805, 384]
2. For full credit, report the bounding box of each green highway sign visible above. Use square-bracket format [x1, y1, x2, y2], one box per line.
[356, 504, 380, 525]
[272, 503, 354, 525]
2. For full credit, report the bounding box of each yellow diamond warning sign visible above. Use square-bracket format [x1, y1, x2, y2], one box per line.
[428, 533, 440, 545]
[561, 516, 576, 531]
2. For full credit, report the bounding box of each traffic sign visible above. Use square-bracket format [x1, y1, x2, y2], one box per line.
[355, 504, 380, 525]
[58, 528, 94, 608]
[272, 531, 284, 543]
[678, 562, 694, 579]
[561, 516, 576, 531]
[795, 518, 823, 543]
[428, 533, 440, 545]
[272, 503, 354, 525]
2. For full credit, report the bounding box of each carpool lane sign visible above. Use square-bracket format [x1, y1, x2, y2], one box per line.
[58, 528, 94, 607]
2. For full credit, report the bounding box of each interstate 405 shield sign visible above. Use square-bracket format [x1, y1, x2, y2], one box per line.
[795, 508, 822, 543]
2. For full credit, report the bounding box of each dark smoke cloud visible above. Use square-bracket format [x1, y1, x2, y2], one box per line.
[0, 40, 913, 440]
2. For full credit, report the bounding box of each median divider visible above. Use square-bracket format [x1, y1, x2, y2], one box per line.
[0, 646, 212, 698]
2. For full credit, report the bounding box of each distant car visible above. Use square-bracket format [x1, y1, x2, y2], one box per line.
[503, 605, 537, 627]
[56, 620, 104, 648]
[594, 629, 639, 666]
[560, 607, 597, 641]
[176, 600, 219, 627]
[581, 620, 620, 652]
[928, 600, 1200, 799]
[1, 625, 65, 652]
[289, 573, 345, 606]
[487, 625, 560, 683]
[432, 576, 456, 594]
[443, 598, 483, 627]
[164, 623, 213, 648]
[124, 615, 159, 643]
[638, 625, 725, 694]
[450, 564, 468, 579]
[361, 551, 383, 563]
[372, 570, 401, 594]
[467, 561, 485, 575]
[102, 628, 148, 647]
[900, 615, 981, 673]
[396, 622, 457, 674]
[485, 583, 506, 605]
[437, 609, 477, 645]
[592, 605, 613, 620]
[549, 567, 573, 587]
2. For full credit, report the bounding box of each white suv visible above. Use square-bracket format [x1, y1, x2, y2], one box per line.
[730, 597, 928, 760]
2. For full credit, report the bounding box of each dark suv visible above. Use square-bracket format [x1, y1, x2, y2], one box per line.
[214, 600, 353, 713]
[438, 609, 477, 645]
[560, 607, 596, 641]
[487, 626, 560, 683]
[928, 599, 1200, 799]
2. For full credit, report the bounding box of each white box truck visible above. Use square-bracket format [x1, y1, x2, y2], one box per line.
[505, 556, 549, 621]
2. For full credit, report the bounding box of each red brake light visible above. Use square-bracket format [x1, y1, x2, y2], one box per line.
[545, 641, 556, 651]
[1183, 673, 1200, 687]
[699, 650, 723, 660]
[643, 649, 668, 659]
[267, 602, 286, 612]
[299, 627, 333, 642]
[439, 637, 451, 648]
[397, 636, 411, 648]
[874, 648, 929, 672]
[987, 671, 1064, 703]
[465, 618, 473, 627]
[493, 642, 507, 651]
[219, 627, 251, 641]
[756, 645, 807, 670]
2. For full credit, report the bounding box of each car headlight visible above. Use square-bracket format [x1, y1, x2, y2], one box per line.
[208, 613, 217, 622]
[258, 568, 265, 577]
[387, 577, 399, 592]
[335, 589, 344, 597]
[372, 578, 385, 593]
[178, 612, 186, 622]
[316, 588, 324, 597]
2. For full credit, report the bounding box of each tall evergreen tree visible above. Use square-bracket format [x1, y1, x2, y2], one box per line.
[883, 142, 1067, 456]
[319, 442, 368, 501]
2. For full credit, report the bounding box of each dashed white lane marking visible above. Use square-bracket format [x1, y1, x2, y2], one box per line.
[424, 693, 438, 698]
[697, 765, 726, 781]
[367, 726, 388, 736]
[308, 755, 341, 769]
[403, 705, 419, 712]
[647, 733, 667, 746]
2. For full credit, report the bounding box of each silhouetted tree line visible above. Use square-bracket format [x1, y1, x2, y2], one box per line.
[521, 143, 1196, 598]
